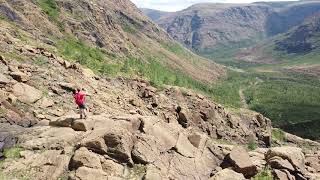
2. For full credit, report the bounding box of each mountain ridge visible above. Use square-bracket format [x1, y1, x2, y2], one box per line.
[143, 1, 320, 61]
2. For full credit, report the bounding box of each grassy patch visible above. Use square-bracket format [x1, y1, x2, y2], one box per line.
[125, 164, 146, 179]
[34, 56, 49, 66]
[252, 166, 273, 180]
[37, 0, 64, 31]
[0, 107, 7, 117]
[272, 128, 286, 143]
[160, 42, 195, 62]
[3, 147, 22, 159]
[41, 88, 49, 98]
[122, 57, 212, 93]
[247, 139, 258, 151]
[57, 36, 120, 75]
[122, 24, 138, 34]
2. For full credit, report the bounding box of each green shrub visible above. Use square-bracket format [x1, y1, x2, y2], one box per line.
[34, 56, 49, 66]
[123, 24, 138, 34]
[57, 36, 114, 74]
[0, 107, 7, 117]
[3, 147, 22, 159]
[272, 128, 286, 143]
[247, 139, 258, 151]
[253, 167, 273, 180]
[37, 0, 64, 31]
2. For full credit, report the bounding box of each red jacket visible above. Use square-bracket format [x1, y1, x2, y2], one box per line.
[74, 92, 86, 105]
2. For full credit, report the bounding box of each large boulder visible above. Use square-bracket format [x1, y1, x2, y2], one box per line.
[175, 132, 197, 158]
[20, 127, 78, 151]
[221, 146, 257, 178]
[69, 147, 102, 170]
[268, 156, 295, 172]
[266, 147, 305, 173]
[272, 169, 295, 180]
[249, 148, 268, 172]
[100, 159, 124, 177]
[36, 97, 55, 108]
[49, 117, 75, 127]
[140, 117, 179, 152]
[305, 154, 320, 173]
[210, 169, 245, 180]
[9, 71, 30, 82]
[12, 83, 42, 104]
[0, 73, 10, 85]
[72, 119, 94, 132]
[104, 130, 134, 164]
[131, 134, 160, 164]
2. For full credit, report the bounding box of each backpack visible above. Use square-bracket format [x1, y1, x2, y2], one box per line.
[74, 92, 85, 105]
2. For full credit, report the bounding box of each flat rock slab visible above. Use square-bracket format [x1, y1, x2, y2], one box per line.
[12, 83, 42, 104]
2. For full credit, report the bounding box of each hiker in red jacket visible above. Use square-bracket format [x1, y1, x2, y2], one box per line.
[73, 88, 89, 119]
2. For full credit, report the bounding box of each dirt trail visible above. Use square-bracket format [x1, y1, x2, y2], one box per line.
[239, 88, 248, 109]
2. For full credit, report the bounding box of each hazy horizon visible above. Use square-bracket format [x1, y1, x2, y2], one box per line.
[132, 0, 299, 12]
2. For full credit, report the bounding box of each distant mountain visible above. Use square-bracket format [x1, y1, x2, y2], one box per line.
[140, 8, 171, 21]
[142, 1, 320, 61]
[237, 12, 320, 65]
[274, 13, 320, 54]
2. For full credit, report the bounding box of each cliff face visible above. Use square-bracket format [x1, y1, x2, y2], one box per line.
[145, 1, 320, 55]
[157, 4, 272, 51]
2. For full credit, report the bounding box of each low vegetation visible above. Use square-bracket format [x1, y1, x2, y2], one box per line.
[247, 139, 258, 151]
[37, 0, 64, 31]
[272, 128, 286, 143]
[252, 166, 273, 180]
[3, 147, 23, 159]
[209, 69, 320, 139]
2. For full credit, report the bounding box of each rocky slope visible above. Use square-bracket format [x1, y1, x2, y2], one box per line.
[0, 42, 320, 179]
[144, 1, 320, 58]
[0, 0, 320, 179]
[0, 0, 223, 83]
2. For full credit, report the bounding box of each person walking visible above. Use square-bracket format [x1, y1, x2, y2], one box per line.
[73, 88, 89, 119]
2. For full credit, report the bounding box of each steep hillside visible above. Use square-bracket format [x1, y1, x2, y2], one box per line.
[144, 1, 320, 63]
[0, 33, 319, 180]
[140, 8, 170, 21]
[0, 0, 223, 84]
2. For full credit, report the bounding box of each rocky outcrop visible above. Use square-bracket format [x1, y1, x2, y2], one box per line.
[221, 147, 257, 178]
